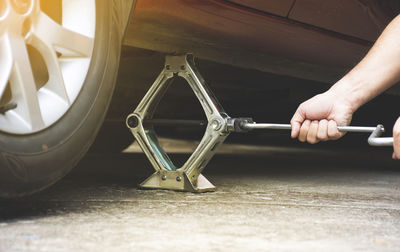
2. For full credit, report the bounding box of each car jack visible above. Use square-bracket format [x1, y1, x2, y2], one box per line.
[126, 54, 393, 193]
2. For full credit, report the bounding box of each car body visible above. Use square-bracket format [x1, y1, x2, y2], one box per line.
[125, 0, 399, 83]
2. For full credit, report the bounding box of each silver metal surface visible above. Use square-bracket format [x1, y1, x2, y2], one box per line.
[369, 137, 393, 146]
[368, 124, 393, 146]
[143, 119, 207, 127]
[243, 123, 292, 130]
[337, 126, 379, 133]
[244, 122, 391, 146]
[243, 123, 379, 133]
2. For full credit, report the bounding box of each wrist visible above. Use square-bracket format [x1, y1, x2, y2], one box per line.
[327, 77, 365, 114]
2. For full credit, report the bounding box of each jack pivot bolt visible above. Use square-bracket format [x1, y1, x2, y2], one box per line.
[210, 119, 223, 131]
[127, 115, 139, 129]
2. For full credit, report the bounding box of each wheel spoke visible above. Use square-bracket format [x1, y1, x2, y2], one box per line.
[29, 33, 70, 104]
[33, 11, 93, 57]
[8, 35, 44, 130]
[0, 1, 96, 134]
[0, 35, 13, 100]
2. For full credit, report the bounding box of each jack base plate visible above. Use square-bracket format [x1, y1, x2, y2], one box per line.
[139, 171, 216, 193]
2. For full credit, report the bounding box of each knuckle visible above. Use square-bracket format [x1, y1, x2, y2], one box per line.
[307, 134, 317, 144]
[308, 140, 317, 144]
[328, 133, 340, 140]
[308, 138, 318, 144]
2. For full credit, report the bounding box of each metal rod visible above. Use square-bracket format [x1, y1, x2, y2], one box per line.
[368, 124, 393, 146]
[368, 137, 393, 146]
[143, 119, 207, 127]
[145, 119, 383, 134]
[242, 123, 380, 133]
[243, 123, 291, 130]
[142, 118, 392, 146]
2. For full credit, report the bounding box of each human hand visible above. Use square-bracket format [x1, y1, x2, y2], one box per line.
[290, 91, 354, 144]
[392, 117, 400, 159]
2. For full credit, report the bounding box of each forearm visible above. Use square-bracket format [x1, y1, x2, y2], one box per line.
[329, 14, 400, 113]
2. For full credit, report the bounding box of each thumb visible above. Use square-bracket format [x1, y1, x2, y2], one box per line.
[392, 117, 400, 159]
[291, 109, 305, 138]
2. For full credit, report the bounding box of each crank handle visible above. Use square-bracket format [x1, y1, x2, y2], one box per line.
[239, 120, 393, 146]
[367, 124, 393, 146]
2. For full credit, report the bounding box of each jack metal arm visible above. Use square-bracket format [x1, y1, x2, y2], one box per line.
[126, 54, 230, 192]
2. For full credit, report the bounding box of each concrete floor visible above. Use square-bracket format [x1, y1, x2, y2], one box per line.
[1, 148, 400, 251]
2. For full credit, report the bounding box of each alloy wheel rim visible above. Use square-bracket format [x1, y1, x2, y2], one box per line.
[0, 0, 95, 134]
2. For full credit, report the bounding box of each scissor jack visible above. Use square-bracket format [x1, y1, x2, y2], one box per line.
[126, 54, 393, 193]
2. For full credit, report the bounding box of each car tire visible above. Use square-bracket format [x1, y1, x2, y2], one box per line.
[0, 0, 123, 197]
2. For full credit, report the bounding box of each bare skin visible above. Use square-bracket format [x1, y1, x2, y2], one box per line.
[290, 14, 400, 159]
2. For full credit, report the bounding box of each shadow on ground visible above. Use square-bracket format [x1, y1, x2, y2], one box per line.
[1, 151, 399, 220]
